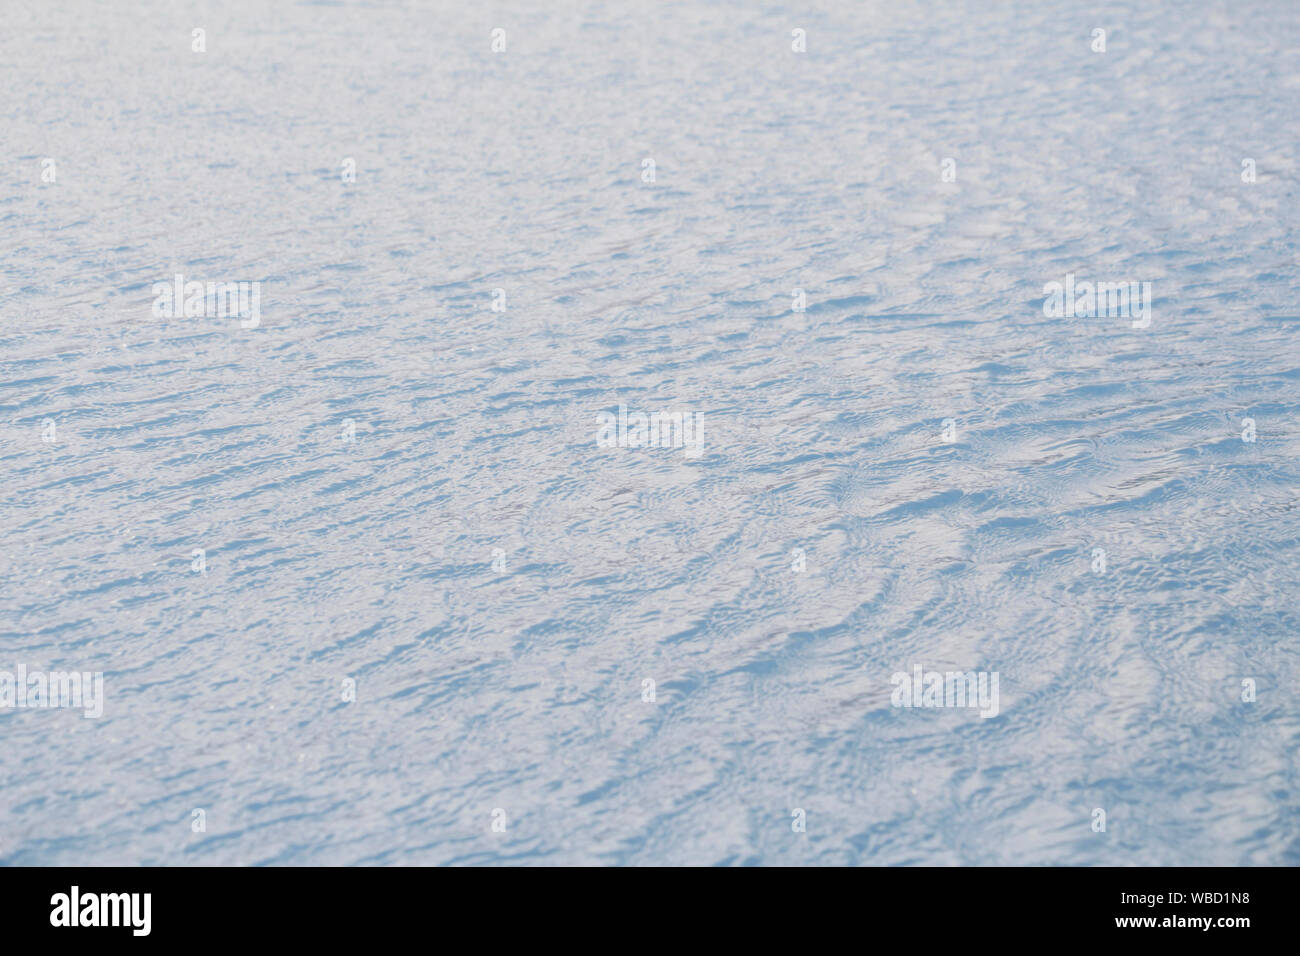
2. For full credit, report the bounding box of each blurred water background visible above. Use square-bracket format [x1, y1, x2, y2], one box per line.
[2, 0, 1298, 864]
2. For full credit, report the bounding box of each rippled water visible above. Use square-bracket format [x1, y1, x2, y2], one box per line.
[3, 1, 1299, 865]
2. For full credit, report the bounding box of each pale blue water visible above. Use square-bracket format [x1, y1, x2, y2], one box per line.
[2, 0, 1298, 865]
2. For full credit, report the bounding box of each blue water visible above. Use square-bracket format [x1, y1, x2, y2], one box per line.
[2, 1, 1298, 865]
